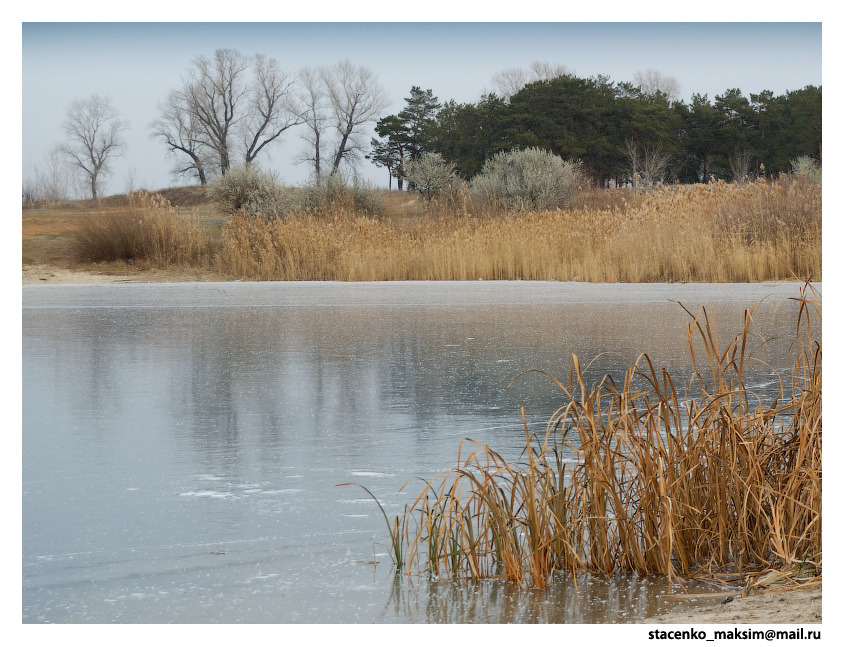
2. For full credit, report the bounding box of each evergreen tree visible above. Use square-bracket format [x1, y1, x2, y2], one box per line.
[368, 115, 410, 190]
[397, 86, 441, 161]
[430, 95, 508, 179]
[368, 87, 441, 189]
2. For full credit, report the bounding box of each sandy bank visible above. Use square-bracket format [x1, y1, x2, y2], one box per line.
[648, 586, 821, 624]
[22, 264, 219, 285]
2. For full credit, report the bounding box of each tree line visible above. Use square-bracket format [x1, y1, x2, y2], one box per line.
[372, 76, 821, 189]
[29, 51, 821, 202]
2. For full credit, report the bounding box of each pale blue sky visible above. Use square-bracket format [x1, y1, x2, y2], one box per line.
[22, 22, 822, 194]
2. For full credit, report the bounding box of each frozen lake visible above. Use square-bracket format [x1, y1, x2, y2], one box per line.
[22, 281, 812, 623]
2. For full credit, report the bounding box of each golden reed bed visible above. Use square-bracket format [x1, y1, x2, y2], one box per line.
[218, 177, 820, 283]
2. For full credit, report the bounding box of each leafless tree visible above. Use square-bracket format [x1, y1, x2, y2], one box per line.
[625, 138, 672, 187]
[183, 49, 250, 175]
[60, 94, 128, 200]
[529, 60, 571, 81]
[241, 54, 302, 166]
[35, 144, 76, 202]
[322, 60, 389, 175]
[492, 60, 571, 100]
[295, 66, 329, 179]
[153, 50, 301, 181]
[491, 67, 530, 100]
[624, 138, 641, 187]
[633, 69, 680, 102]
[640, 144, 672, 185]
[150, 89, 212, 185]
[729, 148, 753, 184]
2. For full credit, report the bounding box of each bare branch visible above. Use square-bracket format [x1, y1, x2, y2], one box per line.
[60, 94, 128, 200]
[241, 54, 303, 166]
[296, 66, 330, 178]
[183, 48, 250, 174]
[633, 69, 681, 102]
[322, 60, 389, 175]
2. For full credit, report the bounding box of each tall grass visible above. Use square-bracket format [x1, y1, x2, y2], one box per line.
[73, 191, 219, 266]
[383, 284, 821, 588]
[218, 176, 820, 283]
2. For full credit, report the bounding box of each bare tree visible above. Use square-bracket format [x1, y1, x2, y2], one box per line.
[60, 94, 128, 200]
[154, 50, 301, 181]
[625, 139, 672, 188]
[322, 60, 389, 175]
[296, 66, 330, 179]
[624, 138, 641, 188]
[639, 144, 672, 185]
[184, 49, 250, 175]
[150, 89, 211, 185]
[491, 67, 530, 100]
[241, 54, 302, 166]
[492, 61, 571, 100]
[729, 148, 753, 184]
[633, 69, 680, 102]
[529, 60, 571, 81]
[35, 144, 76, 202]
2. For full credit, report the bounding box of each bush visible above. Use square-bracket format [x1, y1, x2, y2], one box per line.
[404, 153, 457, 202]
[296, 172, 385, 218]
[74, 191, 217, 265]
[790, 156, 822, 185]
[206, 165, 294, 218]
[472, 147, 581, 211]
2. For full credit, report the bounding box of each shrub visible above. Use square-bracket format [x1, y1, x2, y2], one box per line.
[472, 147, 581, 211]
[404, 153, 457, 202]
[205, 165, 294, 218]
[790, 156, 822, 185]
[296, 172, 385, 218]
[73, 191, 217, 266]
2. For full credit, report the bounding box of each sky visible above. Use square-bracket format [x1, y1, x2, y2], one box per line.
[21, 20, 823, 196]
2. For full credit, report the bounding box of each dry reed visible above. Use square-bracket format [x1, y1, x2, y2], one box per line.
[218, 176, 820, 283]
[374, 284, 820, 588]
[73, 191, 219, 267]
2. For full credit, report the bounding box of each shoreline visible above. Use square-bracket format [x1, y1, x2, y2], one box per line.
[22, 264, 818, 288]
[22, 264, 222, 285]
[647, 586, 821, 624]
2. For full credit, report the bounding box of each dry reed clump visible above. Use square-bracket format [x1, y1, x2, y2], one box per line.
[73, 191, 218, 267]
[217, 176, 820, 283]
[354, 284, 820, 589]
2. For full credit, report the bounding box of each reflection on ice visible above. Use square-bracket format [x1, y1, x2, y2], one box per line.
[22, 281, 812, 623]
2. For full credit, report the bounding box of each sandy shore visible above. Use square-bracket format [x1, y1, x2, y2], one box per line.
[22, 264, 218, 285]
[648, 587, 821, 624]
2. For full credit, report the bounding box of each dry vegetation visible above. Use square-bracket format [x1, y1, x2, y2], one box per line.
[218, 176, 820, 282]
[23, 175, 819, 284]
[73, 191, 220, 266]
[346, 284, 821, 589]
